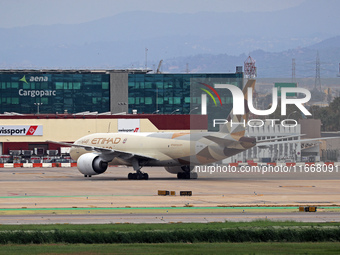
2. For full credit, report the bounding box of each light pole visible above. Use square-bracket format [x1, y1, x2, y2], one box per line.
[189, 107, 198, 114]
[288, 110, 297, 119]
[171, 109, 179, 114]
[34, 103, 43, 114]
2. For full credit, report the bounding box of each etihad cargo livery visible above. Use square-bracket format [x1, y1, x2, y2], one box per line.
[48, 80, 330, 180]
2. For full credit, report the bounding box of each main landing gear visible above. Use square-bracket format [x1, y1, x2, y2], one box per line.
[177, 171, 198, 179]
[127, 159, 149, 180]
[128, 172, 149, 180]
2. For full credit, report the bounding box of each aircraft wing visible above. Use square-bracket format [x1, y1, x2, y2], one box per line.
[46, 140, 158, 162]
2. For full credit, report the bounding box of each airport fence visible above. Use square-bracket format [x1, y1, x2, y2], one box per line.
[0, 162, 77, 168]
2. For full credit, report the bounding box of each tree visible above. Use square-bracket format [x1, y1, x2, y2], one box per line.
[308, 97, 340, 131]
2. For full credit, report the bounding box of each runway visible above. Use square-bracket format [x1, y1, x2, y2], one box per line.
[1, 212, 340, 224]
[0, 166, 340, 224]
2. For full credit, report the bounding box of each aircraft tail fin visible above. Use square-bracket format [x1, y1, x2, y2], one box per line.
[219, 79, 256, 136]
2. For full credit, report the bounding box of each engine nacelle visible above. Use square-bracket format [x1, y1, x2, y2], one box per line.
[77, 153, 108, 176]
[164, 165, 194, 174]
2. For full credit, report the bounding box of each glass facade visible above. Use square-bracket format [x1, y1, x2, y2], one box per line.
[0, 72, 110, 114]
[128, 73, 243, 115]
[0, 70, 242, 127]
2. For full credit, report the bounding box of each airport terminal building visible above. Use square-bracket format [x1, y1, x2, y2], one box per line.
[0, 69, 241, 159]
[0, 69, 243, 115]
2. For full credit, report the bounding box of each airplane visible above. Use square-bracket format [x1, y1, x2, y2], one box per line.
[48, 79, 334, 180]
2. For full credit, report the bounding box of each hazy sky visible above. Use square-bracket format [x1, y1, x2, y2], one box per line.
[0, 0, 305, 28]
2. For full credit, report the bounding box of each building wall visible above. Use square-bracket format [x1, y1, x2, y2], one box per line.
[127, 73, 243, 118]
[0, 118, 154, 143]
[110, 72, 128, 113]
[0, 71, 110, 114]
[299, 119, 321, 138]
[0, 114, 208, 155]
[0, 70, 243, 116]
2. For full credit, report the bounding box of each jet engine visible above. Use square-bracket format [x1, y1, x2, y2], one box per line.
[77, 153, 108, 176]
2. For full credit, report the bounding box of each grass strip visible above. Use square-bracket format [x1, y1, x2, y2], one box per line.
[1, 242, 340, 255]
[1, 220, 340, 232]
[0, 227, 340, 244]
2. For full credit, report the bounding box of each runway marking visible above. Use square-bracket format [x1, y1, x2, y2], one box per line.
[40, 176, 72, 178]
[0, 206, 339, 217]
[0, 206, 340, 212]
[7, 193, 19, 196]
[295, 201, 333, 203]
[0, 194, 152, 199]
[12, 173, 45, 175]
[279, 186, 316, 188]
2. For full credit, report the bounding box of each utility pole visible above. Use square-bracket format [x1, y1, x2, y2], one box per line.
[185, 63, 190, 74]
[34, 103, 43, 114]
[314, 51, 321, 91]
[145, 48, 148, 71]
[292, 58, 296, 83]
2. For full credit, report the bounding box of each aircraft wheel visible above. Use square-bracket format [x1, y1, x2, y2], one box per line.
[143, 173, 149, 180]
[129, 172, 149, 180]
[177, 172, 191, 179]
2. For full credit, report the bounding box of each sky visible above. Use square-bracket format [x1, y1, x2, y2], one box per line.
[0, 0, 305, 28]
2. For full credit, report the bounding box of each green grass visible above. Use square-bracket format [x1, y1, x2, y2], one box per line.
[0, 221, 339, 253]
[0, 225, 340, 244]
[0, 220, 340, 232]
[1, 242, 340, 255]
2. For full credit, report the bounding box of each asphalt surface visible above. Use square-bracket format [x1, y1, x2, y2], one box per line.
[0, 166, 340, 224]
[1, 212, 339, 224]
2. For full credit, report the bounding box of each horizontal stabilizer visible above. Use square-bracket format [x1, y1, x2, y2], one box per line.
[204, 135, 240, 148]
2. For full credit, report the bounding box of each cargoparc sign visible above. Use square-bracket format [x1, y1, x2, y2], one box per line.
[18, 75, 56, 98]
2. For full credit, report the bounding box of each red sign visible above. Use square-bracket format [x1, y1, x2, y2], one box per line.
[26, 126, 38, 135]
